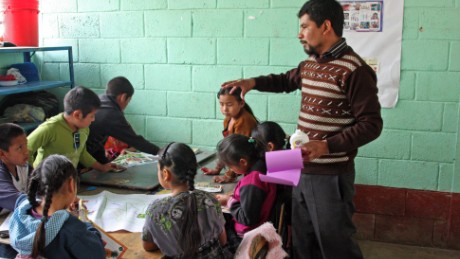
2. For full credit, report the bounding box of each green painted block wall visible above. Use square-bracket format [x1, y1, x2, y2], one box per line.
[2, 0, 456, 192]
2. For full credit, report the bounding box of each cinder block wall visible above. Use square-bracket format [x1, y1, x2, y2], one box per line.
[34, 0, 460, 193]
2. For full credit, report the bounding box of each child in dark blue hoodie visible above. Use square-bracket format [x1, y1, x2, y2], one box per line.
[9, 155, 105, 259]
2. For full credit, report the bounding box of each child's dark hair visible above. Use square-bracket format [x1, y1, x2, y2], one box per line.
[27, 155, 78, 258]
[217, 134, 266, 168]
[251, 121, 290, 150]
[63, 86, 101, 117]
[217, 87, 258, 122]
[158, 142, 200, 258]
[0, 123, 25, 151]
[106, 76, 134, 98]
[298, 0, 345, 37]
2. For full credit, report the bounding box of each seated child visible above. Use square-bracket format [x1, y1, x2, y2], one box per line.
[142, 142, 231, 258]
[9, 155, 106, 258]
[202, 87, 258, 183]
[215, 134, 277, 252]
[251, 121, 290, 152]
[251, 121, 292, 249]
[27, 86, 118, 172]
[0, 123, 32, 258]
[0, 123, 32, 213]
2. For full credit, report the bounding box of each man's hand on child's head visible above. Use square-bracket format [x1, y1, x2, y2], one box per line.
[221, 78, 255, 100]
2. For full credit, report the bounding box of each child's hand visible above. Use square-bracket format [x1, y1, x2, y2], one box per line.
[77, 199, 90, 222]
[201, 167, 221, 175]
[120, 147, 136, 155]
[97, 162, 125, 172]
[221, 78, 256, 100]
[216, 194, 230, 206]
[68, 197, 80, 217]
[69, 197, 80, 211]
[213, 170, 238, 183]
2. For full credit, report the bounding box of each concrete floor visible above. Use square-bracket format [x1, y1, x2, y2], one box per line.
[360, 240, 460, 259]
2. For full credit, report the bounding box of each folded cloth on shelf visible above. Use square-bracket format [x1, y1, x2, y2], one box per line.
[10, 62, 39, 82]
[6, 68, 27, 83]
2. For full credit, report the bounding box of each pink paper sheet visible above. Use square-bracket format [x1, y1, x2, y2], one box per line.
[260, 149, 303, 186]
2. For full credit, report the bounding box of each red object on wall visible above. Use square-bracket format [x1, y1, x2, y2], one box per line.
[1, 0, 39, 46]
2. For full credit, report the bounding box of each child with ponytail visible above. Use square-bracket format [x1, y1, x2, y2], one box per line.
[202, 87, 258, 183]
[9, 155, 105, 259]
[215, 134, 277, 252]
[142, 143, 231, 258]
[251, 121, 292, 249]
[251, 121, 290, 151]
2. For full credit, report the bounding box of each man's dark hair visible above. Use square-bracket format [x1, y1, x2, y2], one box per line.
[298, 0, 344, 37]
[63, 86, 101, 117]
[106, 76, 134, 98]
[0, 123, 25, 151]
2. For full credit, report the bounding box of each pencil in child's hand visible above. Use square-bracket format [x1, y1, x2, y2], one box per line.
[78, 199, 90, 222]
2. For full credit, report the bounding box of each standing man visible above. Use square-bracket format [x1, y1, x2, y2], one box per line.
[86, 76, 159, 163]
[222, 0, 383, 258]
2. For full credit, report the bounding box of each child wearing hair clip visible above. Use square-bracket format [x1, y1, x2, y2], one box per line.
[251, 121, 290, 151]
[215, 134, 277, 252]
[142, 142, 231, 258]
[201, 87, 258, 184]
[8, 155, 106, 259]
[251, 121, 293, 250]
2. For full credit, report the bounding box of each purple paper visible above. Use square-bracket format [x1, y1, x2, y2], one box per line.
[261, 149, 304, 186]
[265, 149, 303, 172]
[259, 169, 301, 186]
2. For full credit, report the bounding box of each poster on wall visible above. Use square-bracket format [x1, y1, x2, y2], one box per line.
[340, 0, 404, 108]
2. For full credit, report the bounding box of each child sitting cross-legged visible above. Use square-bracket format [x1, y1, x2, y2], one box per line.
[142, 142, 232, 258]
[215, 134, 277, 253]
[9, 155, 106, 259]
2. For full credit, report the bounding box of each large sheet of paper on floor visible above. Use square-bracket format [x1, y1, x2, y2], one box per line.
[79, 191, 171, 232]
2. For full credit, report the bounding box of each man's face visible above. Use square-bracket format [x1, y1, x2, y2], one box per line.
[298, 13, 326, 56]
